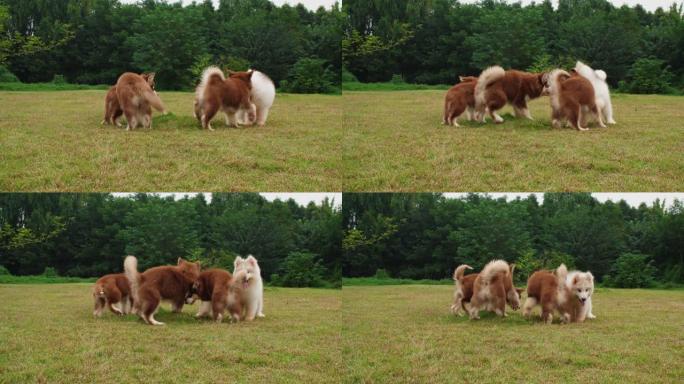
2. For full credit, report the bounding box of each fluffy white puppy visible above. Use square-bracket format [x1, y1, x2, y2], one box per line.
[575, 61, 616, 125]
[566, 270, 596, 320]
[233, 255, 265, 320]
[237, 70, 276, 126]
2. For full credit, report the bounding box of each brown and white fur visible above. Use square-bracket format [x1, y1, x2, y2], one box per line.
[443, 76, 478, 126]
[523, 264, 589, 324]
[451, 264, 523, 316]
[92, 273, 133, 317]
[124, 255, 200, 325]
[193, 67, 254, 131]
[232, 255, 264, 321]
[102, 73, 157, 127]
[542, 69, 606, 131]
[468, 260, 521, 319]
[115, 72, 166, 130]
[474, 66, 545, 123]
[188, 268, 242, 323]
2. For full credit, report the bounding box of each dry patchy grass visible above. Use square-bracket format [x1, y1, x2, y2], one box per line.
[342, 91, 684, 191]
[0, 91, 342, 192]
[0, 284, 341, 384]
[341, 285, 684, 383]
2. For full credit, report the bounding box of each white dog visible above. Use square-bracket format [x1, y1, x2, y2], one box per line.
[233, 255, 265, 320]
[575, 61, 616, 125]
[237, 70, 276, 126]
[566, 270, 596, 320]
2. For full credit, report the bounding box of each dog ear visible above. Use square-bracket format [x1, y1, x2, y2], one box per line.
[573, 275, 579, 285]
[146, 72, 156, 83]
[247, 255, 257, 265]
[177, 257, 183, 265]
[510, 263, 516, 274]
[586, 272, 594, 281]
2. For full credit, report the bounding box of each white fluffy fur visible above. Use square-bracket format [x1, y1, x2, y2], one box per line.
[545, 69, 569, 114]
[566, 270, 596, 320]
[474, 66, 505, 110]
[237, 70, 276, 126]
[575, 61, 616, 124]
[233, 255, 265, 320]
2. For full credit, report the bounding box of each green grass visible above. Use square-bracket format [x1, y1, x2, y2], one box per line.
[342, 91, 684, 191]
[342, 285, 684, 383]
[342, 277, 452, 286]
[0, 283, 341, 383]
[0, 90, 342, 191]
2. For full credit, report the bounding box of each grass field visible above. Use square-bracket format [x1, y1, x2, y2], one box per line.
[342, 91, 684, 191]
[0, 284, 341, 383]
[342, 285, 684, 383]
[0, 90, 342, 191]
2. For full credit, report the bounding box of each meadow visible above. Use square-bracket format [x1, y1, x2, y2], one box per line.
[342, 91, 684, 191]
[0, 284, 341, 384]
[0, 90, 342, 191]
[342, 285, 684, 383]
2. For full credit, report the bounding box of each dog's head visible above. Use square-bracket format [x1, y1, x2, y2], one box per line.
[227, 69, 254, 88]
[569, 272, 594, 305]
[185, 281, 199, 304]
[141, 72, 157, 92]
[177, 257, 201, 285]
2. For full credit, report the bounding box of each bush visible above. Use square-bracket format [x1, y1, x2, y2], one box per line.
[621, 58, 674, 94]
[390, 74, 405, 84]
[42, 267, 58, 277]
[281, 58, 337, 94]
[0, 265, 11, 275]
[515, 250, 575, 285]
[201, 249, 237, 271]
[273, 251, 325, 287]
[374, 268, 390, 279]
[342, 68, 358, 83]
[604, 253, 657, 288]
[51, 74, 67, 84]
[0, 65, 20, 83]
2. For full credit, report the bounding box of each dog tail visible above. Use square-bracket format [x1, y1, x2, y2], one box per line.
[124, 255, 141, 304]
[143, 90, 166, 113]
[478, 259, 509, 285]
[453, 264, 473, 282]
[555, 263, 568, 284]
[594, 69, 607, 81]
[475, 66, 505, 106]
[196, 66, 224, 101]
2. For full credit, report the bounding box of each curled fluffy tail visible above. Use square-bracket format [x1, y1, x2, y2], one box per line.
[475, 66, 505, 107]
[195, 66, 225, 106]
[478, 260, 509, 285]
[594, 70, 607, 81]
[555, 263, 568, 283]
[124, 255, 140, 303]
[453, 264, 473, 281]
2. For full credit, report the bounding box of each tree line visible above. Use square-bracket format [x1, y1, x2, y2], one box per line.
[0, 193, 342, 288]
[343, 0, 684, 94]
[342, 193, 684, 287]
[0, 0, 342, 93]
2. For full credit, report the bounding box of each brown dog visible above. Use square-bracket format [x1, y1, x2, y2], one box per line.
[443, 76, 478, 126]
[124, 255, 200, 325]
[474, 66, 545, 123]
[92, 273, 132, 317]
[468, 260, 521, 319]
[115, 72, 166, 130]
[452, 263, 523, 317]
[523, 264, 583, 324]
[543, 69, 606, 131]
[189, 268, 242, 323]
[103, 73, 157, 127]
[193, 67, 254, 131]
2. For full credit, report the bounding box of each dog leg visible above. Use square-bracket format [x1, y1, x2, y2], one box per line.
[196, 301, 212, 318]
[587, 298, 596, 319]
[522, 297, 536, 318]
[522, 108, 533, 120]
[147, 306, 165, 326]
[490, 111, 504, 124]
[109, 302, 124, 316]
